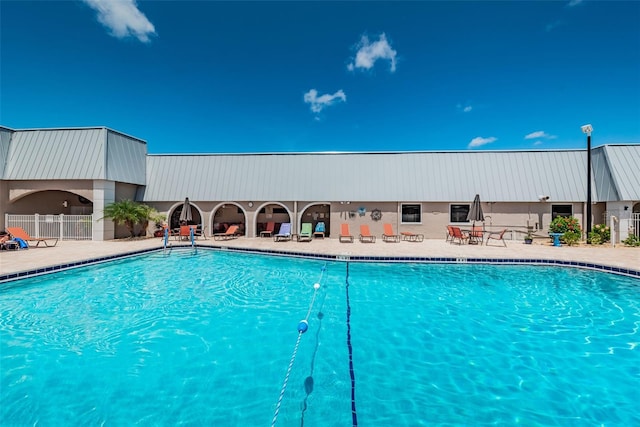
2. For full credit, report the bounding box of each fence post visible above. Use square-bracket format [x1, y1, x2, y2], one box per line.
[60, 214, 65, 240]
[34, 213, 40, 238]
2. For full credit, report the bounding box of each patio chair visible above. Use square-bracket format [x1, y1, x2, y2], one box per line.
[273, 222, 292, 242]
[450, 226, 469, 245]
[260, 221, 275, 238]
[6, 227, 58, 247]
[339, 223, 354, 243]
[177, 225, 192, 241]
[401, 231, 424, 242]
[313, 222, 326, 238]
[485, 229, 508, 247]
[359, 224, 376, 243]
[297, 222, 313, 242]
[446, 225, 455, 242]
[213, 225, 239, 241]
[469, 226, 484, 245]
[382, 223, 400, 242]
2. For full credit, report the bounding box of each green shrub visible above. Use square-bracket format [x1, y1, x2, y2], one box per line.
[549, 215, 582, 234]
[588, 223, 610, 245]
[622, 233, 640, 247]
[562, 231, 581, 246]
[549, 216, 583, 245]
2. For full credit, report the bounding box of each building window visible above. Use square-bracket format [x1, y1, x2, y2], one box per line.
[401, 204, 421, 224]
[450, 204, 470, 223]
[552, 205, 572, 220]
[273, 207, 287, 214]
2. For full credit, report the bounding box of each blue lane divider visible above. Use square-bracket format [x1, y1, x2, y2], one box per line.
[271, 264, 327, 427]
[345, 262, 358, 426]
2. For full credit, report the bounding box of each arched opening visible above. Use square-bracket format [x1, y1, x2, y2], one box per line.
[212, 203, 246, 236]
[255, 203, 291, 237]
[169, 203, 202, 229]
[9, 190, 93, 215]
[299, 203, 330, 238]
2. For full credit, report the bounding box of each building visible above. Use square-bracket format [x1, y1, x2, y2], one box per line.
[1, 125, 639, 242]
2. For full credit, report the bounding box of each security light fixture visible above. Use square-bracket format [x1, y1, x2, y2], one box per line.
[581, 124, 593, 135]
[538, 195, 550, 201]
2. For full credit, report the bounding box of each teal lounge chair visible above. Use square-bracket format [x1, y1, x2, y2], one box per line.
[314, 222, 326, 238]
[298, 222, 313, 242]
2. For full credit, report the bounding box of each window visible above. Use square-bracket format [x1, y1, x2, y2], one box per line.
[273, 207, 287, 214]
[450, 204, 470, 223]
[401, 204, 421, 223]
[552, 204, 572, 220]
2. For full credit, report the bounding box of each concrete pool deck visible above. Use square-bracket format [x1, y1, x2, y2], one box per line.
[1, 235, 639, 278]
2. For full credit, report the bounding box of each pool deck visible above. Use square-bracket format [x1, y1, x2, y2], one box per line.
[1, 236, 639, 278]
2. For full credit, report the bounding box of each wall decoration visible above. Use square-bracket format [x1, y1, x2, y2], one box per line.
[371, 209, 382, 221]
[358, 207, 366, 216]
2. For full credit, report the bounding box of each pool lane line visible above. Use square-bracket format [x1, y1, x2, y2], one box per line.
[345, 262, 358, 426]
[271, 264, 326, 427]
[300, 264, 329, 426]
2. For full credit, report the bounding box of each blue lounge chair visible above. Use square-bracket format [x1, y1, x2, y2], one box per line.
[314, 222, 326, 238]
[274, 222, 292, 242]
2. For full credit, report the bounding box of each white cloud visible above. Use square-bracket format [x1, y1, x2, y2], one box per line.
[468, 136, 497, 149]
[83, 0, 156, 43]
[525, 131, 556, 140]
[463, 105, 472, 113]
[533, 141, 543, 146]
[568, 0, 583, 7]
[303, 89, 347, 114]
[347, 33, 397, 72]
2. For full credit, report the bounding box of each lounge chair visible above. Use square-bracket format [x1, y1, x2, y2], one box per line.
[260, 221, 275, 238]
[297, 222, 313, 242]
[359, 224, 376, 243]
[339, 223, 354, 243]
[6, 227, 58, 247]
[213, 225, 239, 241]
[382, 223, 400, 242]
[273, 222, 292, 242]
[313, 222, 326, 238]
[450, 226, 468, 245]
[485, 228, 508, 247]
[401, 231, 424, 242]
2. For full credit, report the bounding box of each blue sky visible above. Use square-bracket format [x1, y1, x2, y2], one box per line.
[1, 1, 639, 154]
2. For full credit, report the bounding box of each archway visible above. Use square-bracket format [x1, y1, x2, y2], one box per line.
[299, 203, 330, 238]
[8, 190, 93, 215]
[169, 202, 202, 229]
[212, 203, 246, 236]
[254, 203, 291, 237]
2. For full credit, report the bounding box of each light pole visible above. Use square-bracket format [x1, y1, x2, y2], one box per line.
[581, 124, 593, 243]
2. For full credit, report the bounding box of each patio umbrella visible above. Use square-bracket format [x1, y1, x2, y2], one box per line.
[466, 194, 484, 227]
[179, 197, 192, 224]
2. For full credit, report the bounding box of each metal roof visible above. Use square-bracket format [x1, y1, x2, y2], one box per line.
[142, 149, 596, 203]
[2, 127, 146, 185]
[600, 144, 640, 200]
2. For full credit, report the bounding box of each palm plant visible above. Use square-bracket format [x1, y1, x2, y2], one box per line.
[102, 199, 144, 238]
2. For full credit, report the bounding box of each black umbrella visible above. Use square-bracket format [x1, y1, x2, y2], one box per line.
[179, 197, 192, 224]
[466, 194, 484, 226]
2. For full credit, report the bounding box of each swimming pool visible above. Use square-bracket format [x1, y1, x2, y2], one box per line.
[1, 249, 639, 425]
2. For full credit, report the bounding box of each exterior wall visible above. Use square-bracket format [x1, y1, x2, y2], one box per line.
[93, 180, 115, 241]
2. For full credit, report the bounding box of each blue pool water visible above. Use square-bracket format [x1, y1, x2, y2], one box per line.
[1, 249, 639, 426]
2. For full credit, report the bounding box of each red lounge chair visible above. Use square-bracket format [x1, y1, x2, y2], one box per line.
[359, 224, 376, 243]
[401, 232, 424, 242]
[260, 221, 275, 238]
[6, 227, 58, 247]
[214, 225, 239, 241]
[339, 223, 354, 243]
[382, 223, 400, 242]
